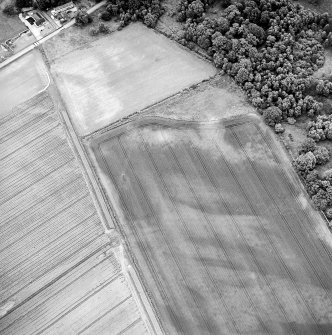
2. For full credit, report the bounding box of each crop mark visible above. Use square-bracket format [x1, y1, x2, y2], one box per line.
[222, 126, 329, 334]
[97, 142, 183, 334]
[231, 125, 332, 292]
[138, 130, 239, 334]
[117, 137, 215, 334]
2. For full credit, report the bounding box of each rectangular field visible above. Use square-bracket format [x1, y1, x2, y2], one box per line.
[0, 92, 149, 335]
[0, 11, 26, 43]
[0, 50, 49, 116]
[89, 115, 332, 334]
[51, 23, 216, 135]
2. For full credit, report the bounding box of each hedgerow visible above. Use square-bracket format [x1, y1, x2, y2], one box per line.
[294, 138, 332, 216]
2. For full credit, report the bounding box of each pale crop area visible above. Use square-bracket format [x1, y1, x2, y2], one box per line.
[88, 115, 332, 334]
[51, 23, 216, 135]
[0, 51, 49, 115]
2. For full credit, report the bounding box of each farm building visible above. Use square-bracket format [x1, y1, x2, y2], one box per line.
[51, 2, 76, 23]
[25, 12, 45, 26]
[51, 1, 74, 15]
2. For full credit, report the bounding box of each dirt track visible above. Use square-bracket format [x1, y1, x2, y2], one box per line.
[88, 115, 332, 335]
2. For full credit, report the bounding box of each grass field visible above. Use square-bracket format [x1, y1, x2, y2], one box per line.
[51, 23, 216, 135]
[88, 115, 332, 335]
[0, 50, 49, 116]
[0, 7, 26, 44]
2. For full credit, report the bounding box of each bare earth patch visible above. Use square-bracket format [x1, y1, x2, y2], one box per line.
[87, 114, 332, 334]
[51, 23, 216, 136]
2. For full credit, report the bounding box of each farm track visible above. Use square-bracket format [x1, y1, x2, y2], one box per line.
[0, 92, 150, 335]
[90, 115, 332, 334]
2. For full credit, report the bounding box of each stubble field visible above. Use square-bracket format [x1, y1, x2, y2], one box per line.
[88, 115, 332, 335]
[50, 23, 216, 135]
[0, 50, 49, 116]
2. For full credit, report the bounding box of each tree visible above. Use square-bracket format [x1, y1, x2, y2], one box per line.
[100, 11, 112, 21]
[263, 106, 282, 126]
[325, 208, 332, 219]
[75, 9, 92, 27]
[16, 0, 32, 8]
[3, 3, 18, 15]
[35, 0, 50, 10]
[299, 138, 317, 154]
[313, 146, 330, 165]
[217, 17, 230, 33]
[144, 12, 157, 28]
[312, 189, 328, 210]
[235, 67, 249, 84]
[294, 152, 316, 172]
[186, 0, 204, 20]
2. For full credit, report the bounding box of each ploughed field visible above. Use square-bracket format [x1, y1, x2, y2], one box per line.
[51, 23, 216, 135]
[0, 91, 148, 335]
[88, 115, 332, 335]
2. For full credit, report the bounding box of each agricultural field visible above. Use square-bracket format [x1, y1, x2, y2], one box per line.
[0, 2, 26, 43]
[50, 23, 216, 136]
[0, 49, 156, 334]
[0, 50, 49, 116]
[87, 115, 332, 334]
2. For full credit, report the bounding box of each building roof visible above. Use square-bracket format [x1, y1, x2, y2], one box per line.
[31, 12, 45, 26]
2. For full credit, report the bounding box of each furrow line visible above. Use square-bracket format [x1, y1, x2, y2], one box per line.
[0, 252, 117, 332]
[0, 146, 73, 199]
[118, 137, 195, 334]
[188, 144, 292, 333]
[138, 131, 238, 334]
[253, 124, 332, 263]
[0, 109, 52, 145]
[77, 296, 133, 335]
[0, 175, 83, 226]
[96, 144, 177, 334]
[225, 129, 327, 333]
[190, 145, 299, 335]
[0, 199, 95, 265]
[2, 233, 108, 305]
[0, 123, 59, 161]
[0, 137, 68, 183]
[232, 127, 332, 298]
[0, 213, 98, 280]
[0, 193, 90, 253]
[33, 273, 125, 335]
[0, 93, 51, 127]
[116, 317, 142, 335]
[162, 135, 256, 335]
[0, 157, 75, 207]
